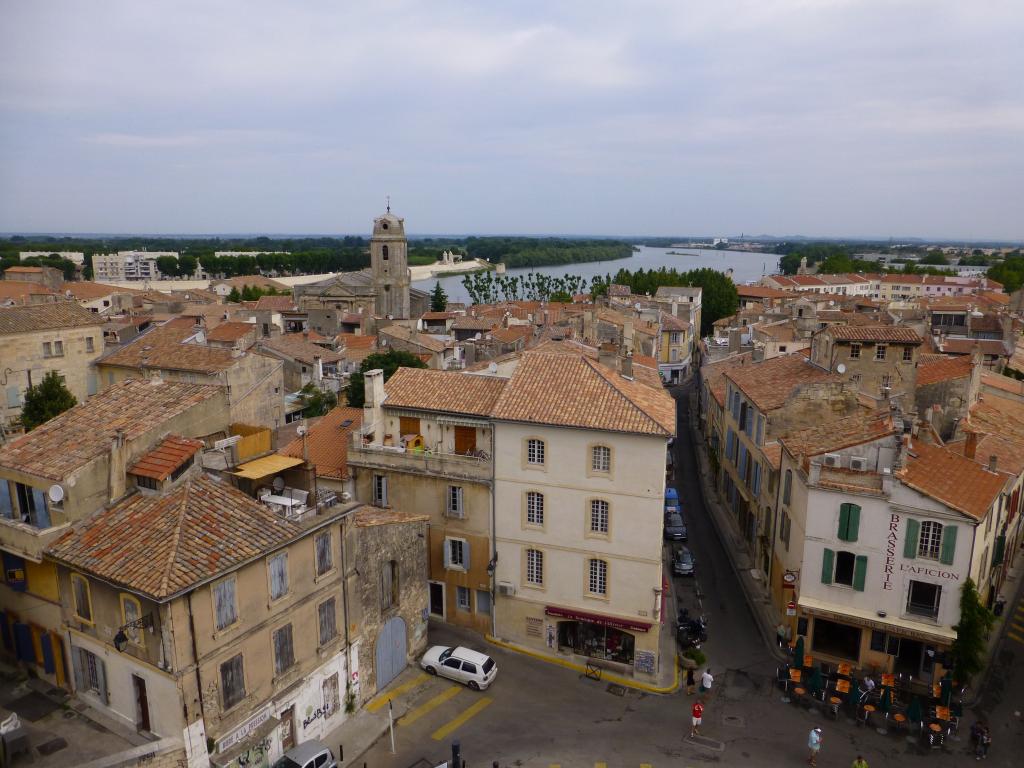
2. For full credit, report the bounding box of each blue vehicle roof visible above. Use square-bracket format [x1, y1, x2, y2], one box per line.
[665, 487, 679, 501]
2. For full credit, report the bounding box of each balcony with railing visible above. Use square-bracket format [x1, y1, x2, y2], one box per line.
[349, 436, 492, 482]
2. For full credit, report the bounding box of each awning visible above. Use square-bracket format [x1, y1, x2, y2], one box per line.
[797, 595, 955, 644]
[231, 454, 303, 480]
[545, 605, 651, 633]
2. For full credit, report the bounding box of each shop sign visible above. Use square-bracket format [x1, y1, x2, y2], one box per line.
[900, 564, 960, 581]
[544, 606, 651, 633]
[217, 706, 273, 752]
[882, 513, 899, 591]
[786, 601, 796, 616]
[783, 571, 798, 590]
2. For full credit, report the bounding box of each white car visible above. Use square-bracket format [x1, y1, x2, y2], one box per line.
[420, 645, 498, 690]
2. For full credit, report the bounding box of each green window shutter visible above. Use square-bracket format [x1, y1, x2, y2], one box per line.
[846, 504, 861, 542]
[838, 504, 851, 541]
[939, 525, 958, 565]
[821, 548, 834, 585]
[904, 519, 920, 559]
[992, 534, 1006, 568]
[853, 555, 868, 591]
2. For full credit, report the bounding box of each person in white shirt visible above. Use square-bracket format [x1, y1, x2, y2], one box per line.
[700, 669, 714, 693]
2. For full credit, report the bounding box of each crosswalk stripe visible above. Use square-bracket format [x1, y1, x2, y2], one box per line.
[1011, 621, 1024, 633]
[366, 673, 430, 712]
[641, 763, 654, 768]
[1007, 631, 1024, 644]
[431, 696, 493, 741]
[595, 763, 607, 768]
[398, 685, 461, 726]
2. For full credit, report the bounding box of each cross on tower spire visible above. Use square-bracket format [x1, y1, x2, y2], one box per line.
[386, 194, 390, 213]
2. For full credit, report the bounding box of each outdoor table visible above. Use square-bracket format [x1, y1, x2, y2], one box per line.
[835, 679, 850, 693]
[861, 703, 876, 727]
[892, 712, 908, 732]
[881, 673, 895, 688]
[828, 695, 843, 719]
[932, 683, 942, 699]
[935, 706, 950, 721]
[789, 669, 802, 684]
[804, 654, 813, 669]
[837, 662, 852, 677]
[792, 687, 807, 708]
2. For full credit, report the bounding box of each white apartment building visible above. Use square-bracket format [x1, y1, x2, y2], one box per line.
[92, 251, 178, 282]
[777, 411, 1007, 683]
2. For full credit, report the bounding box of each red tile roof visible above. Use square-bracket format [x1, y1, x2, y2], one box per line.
[280, 407, 362, 480]
[898, 439, 1005, 521]
[100, 325, 238, 374]
[254, 295, 297, 311]
[383, 368, 508, 416]
[0, 302, 105, 335]
[128, 435, 203, 480]
[724, 354, 838, 412]
[205, 321, 256, 342]
[916, 355, 973, 387]
[337, 333, 377, 350]
[781, 411, 895, 460]
[825, 326, 923, 343]
[47, 474, 306, 600]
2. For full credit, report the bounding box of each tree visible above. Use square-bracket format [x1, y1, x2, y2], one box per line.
[227, 287, 242, 303]
[155, 255, 179, 278]
[684, 268, 739, 337]
[430, 281, 448, 312]
[920, 251, 949, 265]
[177, 254, 198, 277]
[21, 371, 77, 431]
[296, 382, 337, 417]
[951, 578, 996, 683]
[344, 350, 428, 408]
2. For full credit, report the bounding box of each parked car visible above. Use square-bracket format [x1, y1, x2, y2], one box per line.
[664, 513, 688, 541]
[665, 487, 679, 505]
[421, 645, 498, 690]
[672, 547, 696, 576]
[276, 740, 338, 768]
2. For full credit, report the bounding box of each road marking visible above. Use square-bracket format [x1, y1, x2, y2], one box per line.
[641, 763, 654, 768]
[595, 763, 607, 768]
[431, 697, 493, 741]
[1008, 631, 1024, 644]
[366, 673, 430, 712]
[1011, 621, 1024, 633]
[398, 685, 461, 726]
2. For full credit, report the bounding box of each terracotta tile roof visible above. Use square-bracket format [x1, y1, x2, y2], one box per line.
[660, 312, 690, 332]
[379, 324, 447, 353]
[336, 333, 377, 351]
[254, 295, 296, 311]
[490, 326, 532, 344]
[100, 325, 238, 374]
[0, 301, 105, 335]
[492, 351, 675, 436]
[5, 266, 43, 273]
[969, 397, 1024, 443]
[781, 411, 895, 460]
[898, 439, 1005, 521]
[383, 368, 507, 416]
[947, 434, 1024, 476]
[340, 312, 365, 325]
[762, 442, 783, 470]
[980, 370, 1024, 397]
[63, 281, 143, 300]
[701, 353, 753, 407]
[163, 316, 199, 330]
[452, 315, 497, 331]
[634, 353, 658, 369]
[825, 325, 922, 343]
[736, 285, 796, 299]
[261, 334, 344, 365]
[280, 407, 362, 480]
[47, 474, 304, 600]
[938, 338, 1009, 356]
[0, 281, 57, 303]
[0, 379, 222, 480]
[976, 290, 1009, 306]
[421, 311, 455, 321]
[354, 505, 430, 527]
[128, 435, 204, 480]
[205, 321, 256, 342]
[724, 354, 838, 412]
[916, 354, 973, 386]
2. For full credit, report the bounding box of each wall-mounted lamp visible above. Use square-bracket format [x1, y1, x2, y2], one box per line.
[113, 614, 154, 652]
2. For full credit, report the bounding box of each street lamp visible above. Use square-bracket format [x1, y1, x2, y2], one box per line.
[113, 614, 154, 652]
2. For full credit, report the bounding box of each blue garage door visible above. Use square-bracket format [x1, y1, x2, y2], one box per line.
[375, 616, 408, 692]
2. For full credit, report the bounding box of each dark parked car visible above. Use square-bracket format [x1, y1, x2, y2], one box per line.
[664, 513, 688, 541]
[672, 546, 695, 576]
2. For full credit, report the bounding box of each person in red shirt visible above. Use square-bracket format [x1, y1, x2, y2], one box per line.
[691, 699, 705, 738]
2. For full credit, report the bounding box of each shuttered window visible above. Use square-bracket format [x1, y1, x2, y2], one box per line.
[939, 525, 958, 565]
[220, 654, 245, 710]
[314, 532, 332, 576]
[381, 560, 399, 611]
[903, 519, 920, 558]
[318, 600, 337, 647]
[71, 574, 92, 622]
[821, 548, 834, 584]
[917, 521, 943, 560]
[213, 577, 237, 631]
[783, 470, 793, 505]
[837, 503, 861, 542]
[273, 624, 295, 676]
[853, 555, 868, 591]
[268, 553, 289, 600]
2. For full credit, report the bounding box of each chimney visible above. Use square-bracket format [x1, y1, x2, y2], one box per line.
[752, 345, 765, 363]
[809, 460, 822, 485]
[313, 355, 323, 384]
[109, 428, 127, 503]
[620, 351, 633, 378]
[672, 300, 679, 317]
[988, 454, 998, 473]
[622, 319, 635, 354]
[363, 368, 386, 445]
[583, 310, 595, 343]
[965, 431, 978, 460]
[728, 328, 742, 353]
[598, 342, 618, 370]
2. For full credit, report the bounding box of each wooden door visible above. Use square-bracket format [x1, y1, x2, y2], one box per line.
[133, 675, 150, 732]
[280, 704, 295, 749]
[399, 417, 421, 437]
[454, 426, 476, 455]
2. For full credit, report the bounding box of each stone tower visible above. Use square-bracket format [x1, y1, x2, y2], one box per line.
[370, 208, 411, 319]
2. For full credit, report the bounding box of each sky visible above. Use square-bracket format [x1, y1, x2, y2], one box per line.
[1, 0, 1021, 240]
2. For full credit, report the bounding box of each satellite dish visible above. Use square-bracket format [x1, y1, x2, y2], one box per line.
[272, 476, 285, 492]
[475, 332, 482, 340]
[836, 363, 847, 374]
[296, 425, 307, 436]
[488, 362, 498, 373]
[47, 484, 64, 503]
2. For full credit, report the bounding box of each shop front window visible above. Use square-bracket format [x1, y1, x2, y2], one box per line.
[556, 621, 635, 665]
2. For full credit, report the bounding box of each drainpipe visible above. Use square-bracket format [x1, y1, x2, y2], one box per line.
[490, 424, 497, 639]
[185, 592, 207, 743]
[340, 513, 353, 696]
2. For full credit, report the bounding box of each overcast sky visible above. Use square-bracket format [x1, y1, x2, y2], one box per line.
[1, 1, 1021, 239]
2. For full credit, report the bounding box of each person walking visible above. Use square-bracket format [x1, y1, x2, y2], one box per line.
[686, 666, 696, 696]
[690, 699, 704, 738]
[851, 755, 868, 768]
[807, 727, 822, 766]
[700, 668, 714, 694]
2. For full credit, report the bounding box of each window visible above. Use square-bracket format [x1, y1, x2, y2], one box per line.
[373, 474, 388, 506]
[273, 624, 295, 676]
[670, 331, 681, 344]
[15, 483, 50, 528]
[837, 503, 860, 542]
[213, 577, 238, 630]
[875, 344, 887, 361]
[780, 511, 792, 550]
[53, 340, 64, 356]
[457, 586, 470, 611]
[381, 560, 399, 610]
[906, 580, 941, 618]
[526, 491, 544, 526]
[445, 537, 468, 570]
[382, 245, 389, 260]
[120, 594, 143, 645]
[268, 553, 289, 600]
[86, 337, 95, 353]
[850, 343, 861, 359]
[5, 387, 19, 409]
[42, 342, 52, 357]
[476, 589, 491, 615]
[588, 559, 608, 596]
[314, 532, 333, 576]
[822, 549, 867, 590]
[755, 415, 764, 445]
[591, 445, 611, 473]
[0, 481, 11, 519]
[783, 469, 793, 505]
[590, 499, 609, 534]
[918, 521, 943, 560]
[527, 438, 545, 466]
[220, 654, 245, 710]
[739, 402, 748, 433]
[74, 647, 105, 700]
[902, 346, 913, 362]
[833, 551, 855, 586]
[318, 599, 337, 646]
[447, 486, 464, 518]
[752, 462, 762, 496]
[71, 574, 93, 623]
[525, 549, 543, 585]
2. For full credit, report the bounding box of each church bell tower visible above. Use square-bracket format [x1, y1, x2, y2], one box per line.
[370, 203, 411, 319]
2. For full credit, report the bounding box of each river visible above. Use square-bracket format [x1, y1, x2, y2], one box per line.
[412, 245, 780, 305]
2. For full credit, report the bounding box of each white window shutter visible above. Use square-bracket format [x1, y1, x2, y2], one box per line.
[464, 539, 471, 569]
[443, 539, 451, 569]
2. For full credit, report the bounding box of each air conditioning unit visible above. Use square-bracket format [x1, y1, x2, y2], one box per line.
[340, 492, 352, 502]
[850, 457, 868, 471]
[823, 453, 840, 467]
[497, 582, 515, 596]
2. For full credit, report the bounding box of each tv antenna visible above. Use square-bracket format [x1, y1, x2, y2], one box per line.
[386, 194, 391, 213]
